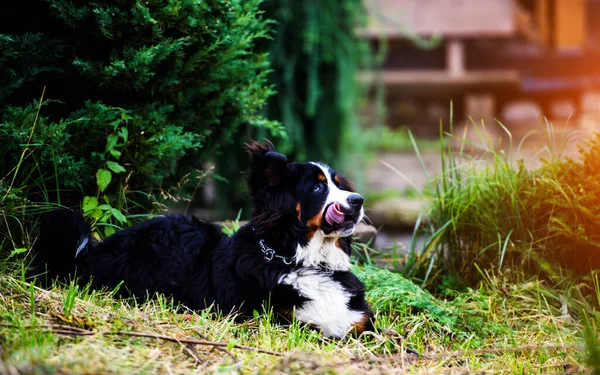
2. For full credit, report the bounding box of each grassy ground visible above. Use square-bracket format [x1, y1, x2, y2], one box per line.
[0, 258, 593, 375]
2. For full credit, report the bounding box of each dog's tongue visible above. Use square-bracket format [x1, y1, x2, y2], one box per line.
[325, 203, 345, 225]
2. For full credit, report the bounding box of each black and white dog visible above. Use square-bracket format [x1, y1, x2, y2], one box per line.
[34, 141, 374, 337]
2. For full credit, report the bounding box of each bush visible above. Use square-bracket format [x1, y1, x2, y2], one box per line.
[425, 124, 600, 289]
[0, 0, 279, 207]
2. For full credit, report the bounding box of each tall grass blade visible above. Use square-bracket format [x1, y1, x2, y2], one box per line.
[409, 130, 433, 195]
[498, 230, 513, 271]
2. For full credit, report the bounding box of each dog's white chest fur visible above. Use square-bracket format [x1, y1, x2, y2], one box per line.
[280, 269, 364, 338]
[294, 232, 351, 271]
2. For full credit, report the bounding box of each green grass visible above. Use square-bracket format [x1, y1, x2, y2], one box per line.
[0, 257, 594, 374]
[408, 113, 600, 290]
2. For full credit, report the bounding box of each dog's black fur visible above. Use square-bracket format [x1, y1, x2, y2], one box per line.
[34, 141, 374, 337]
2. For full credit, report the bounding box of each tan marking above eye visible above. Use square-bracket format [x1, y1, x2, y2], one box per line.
[317, 174, 326, 182]
[334, 175, 340, 184]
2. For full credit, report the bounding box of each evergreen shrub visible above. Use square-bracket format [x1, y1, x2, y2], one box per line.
[0, 0, 279, 207]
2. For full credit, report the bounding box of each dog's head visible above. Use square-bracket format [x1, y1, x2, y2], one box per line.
[246, 141, 364, 245]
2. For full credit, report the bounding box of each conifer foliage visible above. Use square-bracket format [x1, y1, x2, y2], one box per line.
[261, 0, 369, 163]
[0, 0, 277, 204]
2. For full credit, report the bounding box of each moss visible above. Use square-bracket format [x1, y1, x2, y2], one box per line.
[354, 264, 460, 332]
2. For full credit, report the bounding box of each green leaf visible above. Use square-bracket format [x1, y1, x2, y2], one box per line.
[98, 204, 111, 211]
[104, 226, 115, 237]
[226, 339, 237, 351]
[107, 161, 126, 174]
[119, 127, 128, 142]
[106, 134, 119, 152]
[121, 113, 133, 123]
[8, 248, 27, 259]
[90, 208, 103, 220]
[110, 119, 122, 130]
[100, 212, 111, 223]
[109, 148, 122, 159]
[96, 169, 112, 192]
[82, 196, 99, 213]
[111, 208, 127, 223]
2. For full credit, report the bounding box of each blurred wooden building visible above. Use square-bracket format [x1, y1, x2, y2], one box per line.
[361, 0, 600, 135]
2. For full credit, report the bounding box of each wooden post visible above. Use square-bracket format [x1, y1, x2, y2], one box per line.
[554, 0, 585, 49]
[535, 0, 550, 45]
[446, 39, 465, 77]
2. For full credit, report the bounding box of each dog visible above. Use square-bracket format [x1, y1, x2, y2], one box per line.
[34, 141, 374, 338]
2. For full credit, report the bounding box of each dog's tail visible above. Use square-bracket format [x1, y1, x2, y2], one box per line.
[33, 208, 91, 284]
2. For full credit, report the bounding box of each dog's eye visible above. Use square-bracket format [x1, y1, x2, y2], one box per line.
[313, 184, 322, 192]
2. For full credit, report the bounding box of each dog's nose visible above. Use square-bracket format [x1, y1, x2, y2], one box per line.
[347, 194, 364, 209]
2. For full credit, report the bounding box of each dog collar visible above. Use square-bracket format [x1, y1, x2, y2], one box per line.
[253, 226, 294, 265]
[258, 239, 294, 265]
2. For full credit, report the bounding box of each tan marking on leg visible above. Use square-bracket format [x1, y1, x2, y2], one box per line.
[352, 314, 373, 336]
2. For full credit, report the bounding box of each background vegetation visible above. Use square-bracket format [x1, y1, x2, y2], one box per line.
[259, 0, 368, 164]
[0, 0, 371, 219]
[0, 0, 279, 214]
[213, 0, 370, 214]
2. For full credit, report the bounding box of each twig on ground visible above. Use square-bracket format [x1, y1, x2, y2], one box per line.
[329, 344, 584, 367]
[421, 345, 583, 360]
[1, 323, 284, 357]
[182, 343, 204, 366]
[193, 329, 242, 374]
[114, 331, 283, 357]
[0, 323, 87, 332]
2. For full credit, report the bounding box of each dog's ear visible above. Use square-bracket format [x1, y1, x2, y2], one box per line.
[263, 151, 288, 186]
[246, 140, 288, 193]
